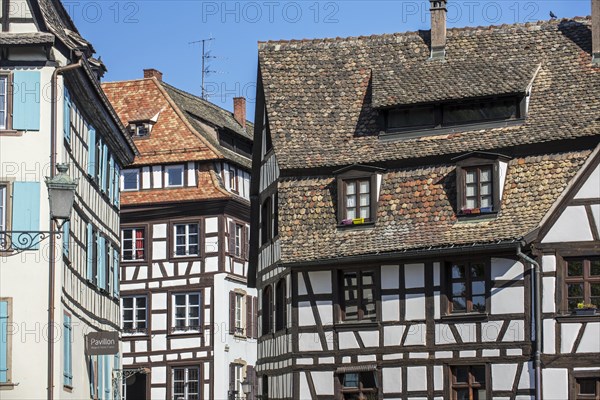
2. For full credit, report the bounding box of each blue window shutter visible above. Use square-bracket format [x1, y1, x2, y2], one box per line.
[63, 88, 71, 143]
[0, 301, 8, 383]
[96, 137, 103, 184]
[12, 182, 41, 249]
[88, 126, 96, 177]
[13, 71, 40, 131]
[113, 248, 120, 297]
[62, 221, 70, 257]
[98, 355, 103, 400]
[108, 156, 115, 202]
[114, 164, 120, 206]
[97, 235, 106, 289]
[87, 223, 94, 281]
[63, 315, 72, 386]
[89, 357, 96, 397]
[101, 143, 108, 193]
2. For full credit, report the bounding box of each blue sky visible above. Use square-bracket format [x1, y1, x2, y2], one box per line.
[67, 0, 592, 119]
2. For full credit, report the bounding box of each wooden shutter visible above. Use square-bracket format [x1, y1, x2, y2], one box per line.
[108, 156, 115, 201]
[13, 71, 40, 131]
[0, 301, 8, 383]
[87, 223, 94, 281]
[63, 315, 72, 386]
[246, 295, 252, 338]
[114, 163, 121, 206]
[244, 225, 250, 259]
[12, 181, 41, 249]
[253, 296, 258, 338]
[113, 248, 120, 297]
[101, 143, 109, 193]
[97, 235, 105, 289]
[229, 291, 235, 334]
[63, 87, 71, 143]
[89, 357, 96, 397]
[88, 126, 96, 176]
[228, 221, 236, 256]
[229, 363, 236, 392]
[247, 365, 256, 400]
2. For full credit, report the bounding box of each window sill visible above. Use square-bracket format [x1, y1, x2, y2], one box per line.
[63, 384, 73, 393]
[555, 313, 600, 323]
[441, 312, 489, 322]
[0, 130, 22, 137]
[122, 330, 149, 337]
[337, 222, 376, 230]
[168, 328, 203, 337]
[0, 383, 17, 390]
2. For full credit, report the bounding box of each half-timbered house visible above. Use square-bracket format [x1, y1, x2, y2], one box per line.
[103, 70, 258, 400]
[0, 0, 137, 398]
[249, 1, 600, 399]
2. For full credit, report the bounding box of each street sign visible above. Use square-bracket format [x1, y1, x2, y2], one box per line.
[86, 331, 119, 355]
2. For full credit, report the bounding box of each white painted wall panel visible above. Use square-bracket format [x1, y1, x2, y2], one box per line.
[542, 369, 568, 400]
[299, 372, 310, 400]
[359, 331, 379, 347]
[578, 322, 600, 353]
[455, 323, 477, 343]
[142, 167, 151, 189]
[543, 206, 594, 243]
[316, 301, 333, 325]
[205, 217, 219, 233]
[405, 263, 425, 289]
[502, 320, 524, 342]
[405, 294, 425, 321]
[152, 166, 162, 188]
[298, 302, 315, 326]
[153, 292, 167, 310]
[297, 273, 308, 296]
[560, 323, 581, 353]
[575, 165, 600, 199]
[298, 333, 322, 352]
[406, 367, 427, 391]
[518, 362, 534, 389]
[433, 365, 443, 390]
[170, 337, 201, 350]
[542, 319, 556, 354]
[153, 223, 167, 239]
[404, 324, 426, 346]
[491, 258, 524, 281]
[187, 162, 196, 186]
[151, 388, 166, 400]
[383, 325, 404, 346]
[382, 295, 400, 322]
[436, 324, 456, 345]
[491, 286, 524, 314]
[152, 366, 167, 384]
[542, 255, 556, 273]
[381, 265, 400, 289]
[433, 262, 441, 286]
[491, 364, 518, 390]
[153, 314, 167, 331]
[433, 292, 441, 319]
[312, 371, 334, 395]
[383, 367, 402, 393]
[542, 277, 556, 313]
[592, 204, 600, 234]
[309, 271, 332, 294]
[205, 256, 219, 272]
[205, 236, 219, 253]
[338, 332, 360, 349]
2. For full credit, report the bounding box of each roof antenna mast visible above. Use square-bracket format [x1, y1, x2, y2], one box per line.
[189, 37, 216, 100]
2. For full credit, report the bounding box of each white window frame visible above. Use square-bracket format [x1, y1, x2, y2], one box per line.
[172, 293, 201, 332]
[172, 366, 200, 400]
[234, 292, 244, 334]
[166, 164, 185, 188]
[0, 75, 7, 130]
[234, 364, 246, 400]
[234, 224, 243, 258]
[0, 185, 6, 238]
[173, 223, 199, 257]
[121, 228, 145, 261]
[121, 296, 147, 334]
[122, 169, 140, 191]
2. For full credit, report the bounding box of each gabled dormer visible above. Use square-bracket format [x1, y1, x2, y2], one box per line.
[452, 152, 511, 217]
[334, 164, 385, 227]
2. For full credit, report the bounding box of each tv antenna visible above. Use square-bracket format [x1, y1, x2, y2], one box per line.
[189, 37, 216, 99]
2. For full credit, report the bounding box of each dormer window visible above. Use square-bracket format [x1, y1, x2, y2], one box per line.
[165, 164, 184, 187]
[384, 95, 526, 137]
[335, 165, 384, 227]
[128, 120, 155, 138]
[454, 152, 510, 216]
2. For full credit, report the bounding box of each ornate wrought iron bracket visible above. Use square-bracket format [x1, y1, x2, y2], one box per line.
[0, 231, 62, 256]
[112, 368, 150, 400]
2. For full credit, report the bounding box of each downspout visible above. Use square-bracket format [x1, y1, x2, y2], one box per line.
[517, 243, 542, 400]
[48, 53, 83, 400]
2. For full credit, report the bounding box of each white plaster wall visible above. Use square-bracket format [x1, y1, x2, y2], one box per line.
[574, 165, 600, 199]
[312, 371, 334, 396]
[381, 265, 400, 289]
[404, 263, 425, 288]
[542, 369, 568, 400]
[405, 294, 425, 321]
[406, 367, 427, 391]
[152, 166, 162, 188]
[491, 258, 524, 280]
[542, 277, 555, 313]
[491, 286, 524, 314]
[382, 295, 400, 322]
[404, 324, 426, 346]
[308, 271, 332, 294]
[542, 206, 594, 243]
[578, 323, 600, 353]
[383, 367, 402, 393]
[560, 323, 581, 353]
[542, 319, 556, 354]
[491, 364, 518, 391]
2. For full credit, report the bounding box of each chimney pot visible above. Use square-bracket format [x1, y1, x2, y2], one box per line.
[233, 97, 247, 128]
[144, 68, 163, 81]
[429, 0, 447, 60]
[593, 0, 600, 65]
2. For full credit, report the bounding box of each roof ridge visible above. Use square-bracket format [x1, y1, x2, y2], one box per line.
[258, 16, 591, 49]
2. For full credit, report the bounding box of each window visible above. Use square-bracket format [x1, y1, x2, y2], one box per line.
[338, 372, 378, 400]
[230, 363, 246, 400]
[462, 165, 493, 212]
[229, 222, 246, 259]
[0, 75, 10, 130]
[131, 123, 150, 137]
[174, 224, 199, 257]
[87, 225, 98, 285]
[229, 164, 238, 193]
[122, 296, 147, 334]
[335, 167, 380, 226]
[62, 221, 70, 257]
[122, 228, 145, 261]
[451, 365, 487, 400]
[275, 279, 287, 331]
[172, 367, 200, 400]
[235, 293, 244, 334]
[339, 270, 377, 322]
[262, 286, 273, 335]
[565, 258, 600, 311]
[173, 293, 201, 332]
[0, 299, 11, 384]
[122, 169, 139, 191]
[261, 197, 272, 246]
[166, 165, 184, 187]
[385, 95, 523, 134]
[229, 292, 257, 338]
[574, 377, 600, 400]
[343, 179, 371, 222]
[447, 261, 487, 314]
[63, 314, 73, 387]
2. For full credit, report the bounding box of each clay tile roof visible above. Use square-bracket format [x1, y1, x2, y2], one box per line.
[258, 17, 600, 170]
[278, 150, 591, 263]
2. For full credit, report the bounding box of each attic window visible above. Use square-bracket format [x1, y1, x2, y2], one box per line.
[454, 153, 510, 216]
[335, 165, 383, 227]
[384, 95, 526, 136]
[129, 121, 154, 138]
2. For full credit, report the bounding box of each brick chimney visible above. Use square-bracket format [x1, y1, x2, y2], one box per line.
[143, 68, 163, 81]
[429, 0, 447, 60]
[233, 97, 246, 128]
[593, 0, 600, 65]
